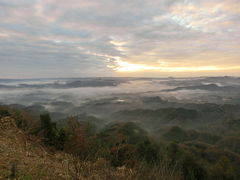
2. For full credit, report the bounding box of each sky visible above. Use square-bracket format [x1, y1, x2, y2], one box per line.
[0, 0, 240, 78]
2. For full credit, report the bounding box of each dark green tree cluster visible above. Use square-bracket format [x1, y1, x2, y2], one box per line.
[166, 142, 207, 180]
[0, 109, 10, 118]
[39, 113, 67, 150]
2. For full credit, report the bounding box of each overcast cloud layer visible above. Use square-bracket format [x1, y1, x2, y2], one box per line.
[0, 0, 240, 78]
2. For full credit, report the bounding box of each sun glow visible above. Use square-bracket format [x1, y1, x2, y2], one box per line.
[113, 60, 240, 73]
[114, 60, 159, 72]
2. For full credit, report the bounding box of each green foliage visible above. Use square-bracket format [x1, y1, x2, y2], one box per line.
[0, 109, 10, 118]
[99, 122, 148, 145]
[180, 154, 206, 180]
[137, 140, 160, 164]
[162, 126, 198, 142]
[40, 113, 58, 146]
[223, 119, 240, 132]
[39, 113, 70, 150]
[198, 132, 221, 145]
[166, 143, 207, 180]
[6, 107, 238, 180]
[217, 137, 240, 154]
[162, 108, 199, 121]
[4, 103, 240, 179]
[98, 122, 163, 167]
[115, 107, 200, 129]
[55, 128, 67, 150]
[210, 156, 237, 180]
[63, 117, 108, 160]
[166, 142, 183, 165]
[161, 126, 221, 145]
[110, 143, 137, 167]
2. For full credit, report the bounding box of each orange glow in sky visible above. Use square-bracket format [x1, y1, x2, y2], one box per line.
[113, 60, 240, 73]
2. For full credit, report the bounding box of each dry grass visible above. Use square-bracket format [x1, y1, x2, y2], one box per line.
[0, 117, 71, 179]
[0, 116, 182, 180]
[66, 157, 182, 180]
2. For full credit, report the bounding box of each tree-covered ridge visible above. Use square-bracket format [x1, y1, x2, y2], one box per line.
[1, 102, 240, 179]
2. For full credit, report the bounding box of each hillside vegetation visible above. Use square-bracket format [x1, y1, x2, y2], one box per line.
[0, 107, 182, 180]
[1, 101, 240, 180]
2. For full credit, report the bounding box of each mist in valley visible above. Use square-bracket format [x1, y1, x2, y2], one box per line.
[1, 76, 240, 130]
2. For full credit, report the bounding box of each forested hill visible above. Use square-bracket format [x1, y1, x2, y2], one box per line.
[0, 107, 181, 180]
[1, 103, 240, 180]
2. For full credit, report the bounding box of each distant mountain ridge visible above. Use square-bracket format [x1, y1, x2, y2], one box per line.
[0, 78, 128, 89]
[163, 83, 240, 92]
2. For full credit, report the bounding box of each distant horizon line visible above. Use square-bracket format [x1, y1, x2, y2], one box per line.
[0, 75, 239, 80]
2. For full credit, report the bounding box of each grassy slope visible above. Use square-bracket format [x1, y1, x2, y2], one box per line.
[0, 116, 71, 179]
[0, 116, 182, 180]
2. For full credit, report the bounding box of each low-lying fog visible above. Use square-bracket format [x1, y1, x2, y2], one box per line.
[1, 77, 240, 120]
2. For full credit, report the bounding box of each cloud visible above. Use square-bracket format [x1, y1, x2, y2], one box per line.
[0, 0, 239, 78]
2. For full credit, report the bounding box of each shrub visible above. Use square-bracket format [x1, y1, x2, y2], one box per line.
[39, 113, 58, 146]
[0, 109, 10, 118]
